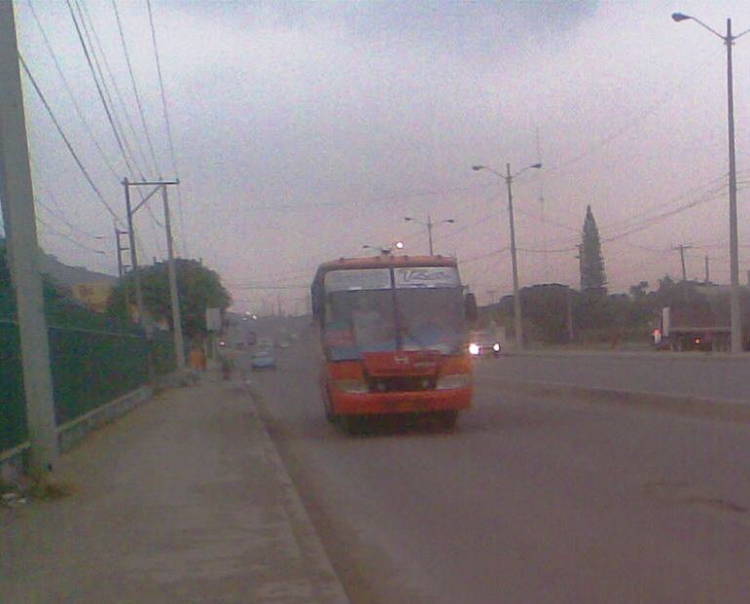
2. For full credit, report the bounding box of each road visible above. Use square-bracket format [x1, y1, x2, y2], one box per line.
[250, 342, 750, 604]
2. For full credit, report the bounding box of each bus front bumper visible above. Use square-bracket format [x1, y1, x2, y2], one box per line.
[330, 387, 472, 416]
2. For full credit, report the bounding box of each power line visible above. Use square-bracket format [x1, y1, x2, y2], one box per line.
[65, 0, 136, 178]
[19, 55, 122, 225]
[146, 0, 187, 255]
[36, 215, 104, 254]
[36, 197, 105, 241]
[74, 0, 152, 178]
[112, 0, 160, 176]
[27, 0, 121, 182]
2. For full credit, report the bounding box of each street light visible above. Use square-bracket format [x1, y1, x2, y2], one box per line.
[673, 12, 750, 354]
[472, 162, 542, 350]
[363, 241, 404, 255]
[404, 215, 456, 255]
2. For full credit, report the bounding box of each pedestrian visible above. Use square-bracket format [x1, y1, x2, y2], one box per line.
[189, 344, 206, 383]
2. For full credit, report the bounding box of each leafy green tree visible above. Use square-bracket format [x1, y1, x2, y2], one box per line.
[107, 258, 232, 337]
[580, 205, 607, 296]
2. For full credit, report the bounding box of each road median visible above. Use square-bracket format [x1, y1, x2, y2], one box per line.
[486, 375, 750, 425]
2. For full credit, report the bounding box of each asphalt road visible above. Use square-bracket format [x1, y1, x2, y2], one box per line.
[250, 343, 750, 604]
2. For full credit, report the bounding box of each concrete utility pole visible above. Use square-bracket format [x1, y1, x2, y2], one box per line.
[673, 244, 692, 281]
[0, 0, 58, 471]
[472, 162, 542, 351]
[705, 255, 710, 283]
[123, 179, 184, 369]
[115, 225, 129, 278]
[404, 215, 455, 256]
[673, 12, 750, 353]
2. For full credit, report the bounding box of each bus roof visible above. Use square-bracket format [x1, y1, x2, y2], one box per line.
[312, 254, 458, 284]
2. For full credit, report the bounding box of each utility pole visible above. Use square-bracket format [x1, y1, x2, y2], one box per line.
[403, 215, 456, 256]
[123, 178, 184, 369]
[672, 12, 747, 353]
[505, 163, 523, 350]
[705, 255, 710, 283]
[566, 285, 575, 342]
[162, 184, 185, 369]
[673, 244, 692, 281]
[115, 225, 129, 278]
[0, 0, 58, 471]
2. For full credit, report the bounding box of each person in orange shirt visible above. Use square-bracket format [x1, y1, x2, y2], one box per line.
[189, 344, 206, 383]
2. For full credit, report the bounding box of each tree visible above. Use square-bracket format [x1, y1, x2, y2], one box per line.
[107, 258, 232, 337]
[579, 205, 607, 296]
[629, 281, 649, 301]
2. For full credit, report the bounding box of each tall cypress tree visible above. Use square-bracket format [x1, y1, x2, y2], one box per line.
[580, 205, 607, 295]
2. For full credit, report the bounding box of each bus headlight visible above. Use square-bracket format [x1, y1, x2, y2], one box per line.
[332, 379, 369, 394]
[468, 343, 480, 356]
[436, 373, 471, 390]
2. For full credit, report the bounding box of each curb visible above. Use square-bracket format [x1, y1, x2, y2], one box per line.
[245, 386, 352, 604]
[486, 376, 750, 424]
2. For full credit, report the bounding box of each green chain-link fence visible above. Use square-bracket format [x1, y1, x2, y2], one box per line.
[0, 295, 176, 454]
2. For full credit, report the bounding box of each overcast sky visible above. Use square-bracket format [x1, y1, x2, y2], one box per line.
[6, 0, 750, 313]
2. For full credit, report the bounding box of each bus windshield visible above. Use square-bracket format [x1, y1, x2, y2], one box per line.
[397, 287, 465, 354]
[325, 290, 397, 359]
[323, 286, 465, 360]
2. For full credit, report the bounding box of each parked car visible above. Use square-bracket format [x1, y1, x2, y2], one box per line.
[468, 330, 501, 358]
[251, 348, 277, 370]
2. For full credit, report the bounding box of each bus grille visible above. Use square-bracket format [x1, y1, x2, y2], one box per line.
[367, 376, 436, 393]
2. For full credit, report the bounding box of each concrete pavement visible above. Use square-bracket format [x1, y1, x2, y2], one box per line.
[0, 369, 350, 604]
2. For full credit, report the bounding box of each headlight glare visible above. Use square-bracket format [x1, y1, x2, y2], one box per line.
[436, 373, 471, 390]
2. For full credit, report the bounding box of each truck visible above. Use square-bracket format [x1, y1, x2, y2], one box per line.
[655, 286, 750, 352]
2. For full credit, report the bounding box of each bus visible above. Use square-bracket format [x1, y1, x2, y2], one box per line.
[311, 254, 477, 433]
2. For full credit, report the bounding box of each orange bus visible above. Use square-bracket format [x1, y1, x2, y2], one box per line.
[311, 254, 476, 433]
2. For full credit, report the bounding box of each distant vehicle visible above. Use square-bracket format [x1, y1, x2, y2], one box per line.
[468, 330, 501, 358]
[657, 287, 750, 352]
[251, 348, 277, 370]
[257, 337, 273, 349]
[311, 254, 476, 433]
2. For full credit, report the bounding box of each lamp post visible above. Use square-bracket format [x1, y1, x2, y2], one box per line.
[673, 12, 750, 354]
[472, 162, 542, 350]
[404, 215, 455, 255]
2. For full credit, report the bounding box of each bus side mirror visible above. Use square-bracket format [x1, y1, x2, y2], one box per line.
[465, 293, 478, 322]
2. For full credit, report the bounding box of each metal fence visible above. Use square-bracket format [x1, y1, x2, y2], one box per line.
[0, 304, 176, 454]
[0, 320, 27, 454]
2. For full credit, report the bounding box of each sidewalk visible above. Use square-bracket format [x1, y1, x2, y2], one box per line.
[0, 370, 350, 604]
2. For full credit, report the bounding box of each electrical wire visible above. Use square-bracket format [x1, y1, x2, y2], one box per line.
[36, 197, 105, 241]
[65, 0, 138, 179]
[73, 0, 151, 178]
[19, 55, 122, 225]
[27, 0, 121, 182]
[112, 0, 160, 177]
[146, 0, 187, 255]
[36, 215, 105, 254]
